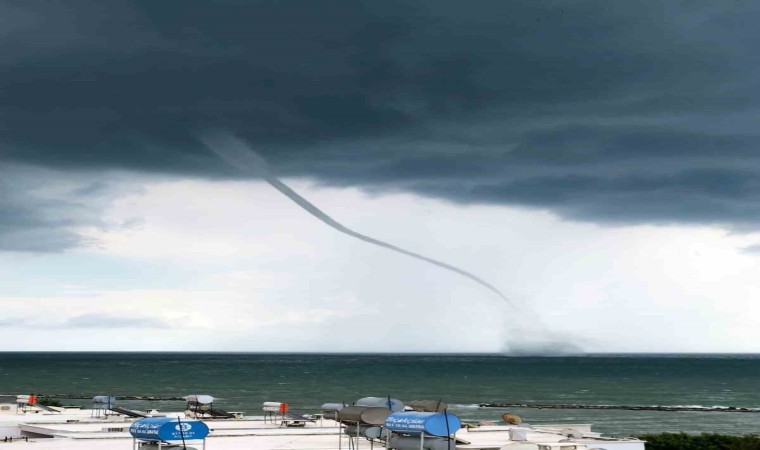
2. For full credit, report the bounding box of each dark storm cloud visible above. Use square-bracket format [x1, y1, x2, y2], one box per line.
[0, 169, 97, 252]
[0, 165, 142, 252]
[2, 0, 760, 239]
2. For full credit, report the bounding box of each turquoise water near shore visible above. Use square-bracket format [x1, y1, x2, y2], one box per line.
[1, 353, 759, 436]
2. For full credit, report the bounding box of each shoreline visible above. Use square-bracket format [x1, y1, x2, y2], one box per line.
[4, 395, 188, 401]
[13, 395, 757, 414]
[479, 403, 759, 413]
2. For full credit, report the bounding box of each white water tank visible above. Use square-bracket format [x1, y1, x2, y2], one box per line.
[262, 402, 287, 412]
[510, 428, 529, 441]
[184, 395, 214, 405]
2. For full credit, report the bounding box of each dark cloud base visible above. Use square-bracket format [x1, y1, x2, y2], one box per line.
[0, 166, 141, 252]
[2, 0, 760, 250]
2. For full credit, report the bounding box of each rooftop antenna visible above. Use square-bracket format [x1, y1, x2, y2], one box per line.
[177, 416, 187, 450]
[444, 407, 452, 449]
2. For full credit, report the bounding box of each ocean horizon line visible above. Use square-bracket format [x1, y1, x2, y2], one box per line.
[2, 351, 759, 356]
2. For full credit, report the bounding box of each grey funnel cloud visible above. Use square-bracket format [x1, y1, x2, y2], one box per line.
[199, 132, 515, 308]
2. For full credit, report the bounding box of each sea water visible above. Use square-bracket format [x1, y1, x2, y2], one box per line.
[1, 352, 758, 436]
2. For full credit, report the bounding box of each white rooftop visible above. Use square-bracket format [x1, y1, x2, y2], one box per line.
[0, 405, 645, 450]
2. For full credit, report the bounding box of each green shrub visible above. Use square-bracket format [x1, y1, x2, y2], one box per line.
[37, 397, 63, 407]
[639, 433, 760, 450]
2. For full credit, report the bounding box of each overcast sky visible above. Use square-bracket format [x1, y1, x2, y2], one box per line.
[2, 0, 760, 353]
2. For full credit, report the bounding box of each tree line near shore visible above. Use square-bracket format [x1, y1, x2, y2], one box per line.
[640, 433, 760, 450]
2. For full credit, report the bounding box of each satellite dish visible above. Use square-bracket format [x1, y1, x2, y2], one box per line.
[184, 394, 214, 404]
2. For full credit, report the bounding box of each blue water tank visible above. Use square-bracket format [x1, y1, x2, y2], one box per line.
[385, 412, 461, 436]
[129, 417, 209, 442]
